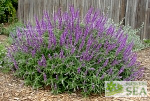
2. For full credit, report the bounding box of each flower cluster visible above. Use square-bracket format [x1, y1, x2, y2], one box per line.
[6, 6, 144, 96]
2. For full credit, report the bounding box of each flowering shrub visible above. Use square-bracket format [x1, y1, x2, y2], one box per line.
[5, 7, 144, 96]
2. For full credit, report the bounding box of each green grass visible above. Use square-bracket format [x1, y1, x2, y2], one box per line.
[143, 39, 150, 47]
[0, 37, 11, 73]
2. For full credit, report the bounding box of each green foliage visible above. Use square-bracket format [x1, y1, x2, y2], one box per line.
[143, 39, 150, 47]
[0, 39, 10, 73]
[0, 0, 18, 23]
[0, 21, 24, 35]
[0, 0, 6, 16]
[106, 18, 145, 51]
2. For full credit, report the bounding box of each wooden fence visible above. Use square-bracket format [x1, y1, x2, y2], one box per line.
[18, 0, 150, 39]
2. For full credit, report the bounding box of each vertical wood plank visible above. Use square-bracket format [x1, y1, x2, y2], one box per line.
[18, 0, 149, 39]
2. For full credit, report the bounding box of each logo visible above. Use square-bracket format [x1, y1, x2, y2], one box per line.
[105, 81, 147, 97]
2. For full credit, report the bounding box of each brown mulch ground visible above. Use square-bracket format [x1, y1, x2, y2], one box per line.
[0, 35, 150, 101]
[0, 35, 8, 43]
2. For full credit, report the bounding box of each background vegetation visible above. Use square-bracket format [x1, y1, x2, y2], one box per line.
[0, 0, 18, 23]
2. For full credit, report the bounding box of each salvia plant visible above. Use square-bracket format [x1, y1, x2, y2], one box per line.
[5, 7, 144, 96]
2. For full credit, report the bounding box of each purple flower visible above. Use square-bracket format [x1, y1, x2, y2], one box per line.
[79, 40, 85, 51]
[42, 54, 47, 66]
[107, 68, 113, 75]
[48, 30, 56, 48]
[97, 59, 101, 64]
[37, 67, 41, 73]
[115, 27, 123, 38]
[84, 70, 88, 76]
[82, 63, 85, 67]
[96, 43, 102, 52]
[103, 59, 109, 67]
[115, 42, 125, 56]
[123, 42, 134, 56]
[59, 49, 64, 58]
[44, 11, 52, 29]
[106, 43, 116, 54]
[60, 28, 68, 46]
[38, 54, 47, 67]
[38, 60, 42, 67]
[100, 74, 105, 80]
[85, 8, 93, 25]
[13, 60, 18, 69]
[77, 67, 81, 73]
[127, 53, 137, 67]
[111, 59, 121, 66]
[71, 47, 75, 54]
[54, 53, 58, 58]
[31, 49, 36, 57]
[118, 66, 125, 75]
[107, 25, 115, 36]
[86, 35, 93, 51]
[92, 83, 95, 89]
[68, 34, 73, 46]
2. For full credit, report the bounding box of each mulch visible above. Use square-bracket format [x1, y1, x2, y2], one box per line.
[0, 35, 150, 101]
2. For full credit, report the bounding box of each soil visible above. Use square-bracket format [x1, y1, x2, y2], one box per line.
[0, 35, 8, 43]
[0, 35, 150, 101]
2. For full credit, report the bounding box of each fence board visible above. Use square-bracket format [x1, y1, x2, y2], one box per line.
[18, 0, 149, 39]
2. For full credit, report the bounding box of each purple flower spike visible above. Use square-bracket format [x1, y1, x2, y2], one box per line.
[100, 74, 105, 80]
[97, 59, 101, 64]
[92, 83, 95, 89]
[77, 67, 81, 73]
[38, 60, 42, 67]
[41, 54, 47, 67]
[59, 49, 64, 58]
[71, 47, 75, 54]
[38, 54, 47, 67]
[84, 70, 88, 76]
[37, 67, 42, 73]
[31, 49, 36, 57]
[127, 53, 137, 67]
[118, 66, 125, 75]
[14, 60, 19, 70]
[103, 59, 109, 67]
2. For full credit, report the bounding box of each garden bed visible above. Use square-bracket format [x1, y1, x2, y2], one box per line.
[0, 35, 150, 101]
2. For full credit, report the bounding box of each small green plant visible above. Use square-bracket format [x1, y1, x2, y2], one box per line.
[0, 21, 24, 36]
[143, 39, 150, 47]
[0, 40, 10, 73]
